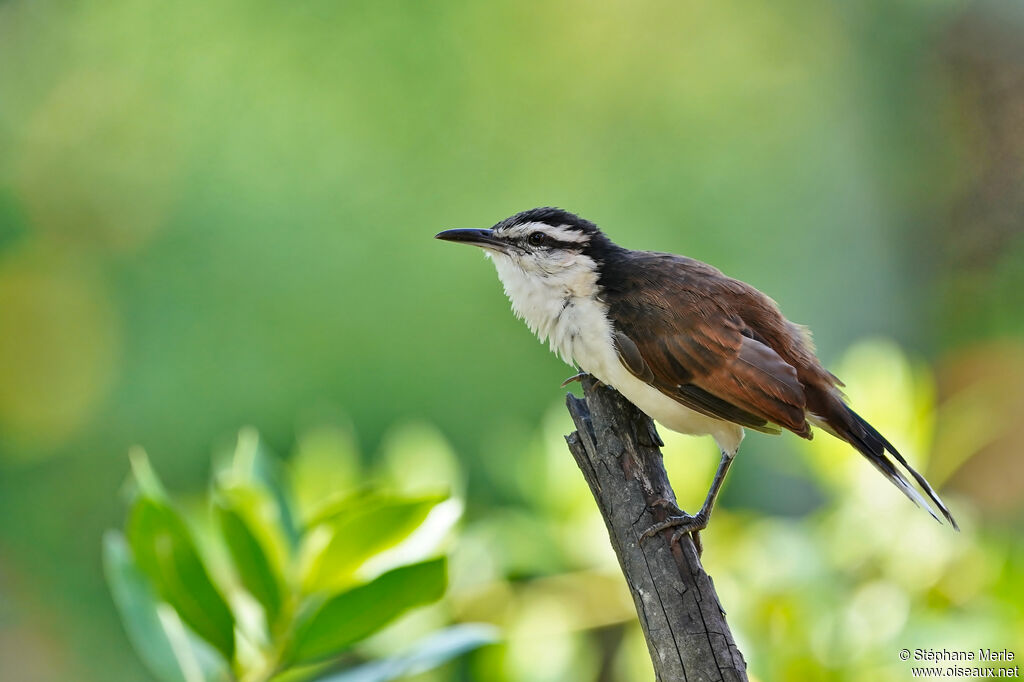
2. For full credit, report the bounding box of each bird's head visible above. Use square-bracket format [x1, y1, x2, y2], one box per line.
[435, 207, 614, 282]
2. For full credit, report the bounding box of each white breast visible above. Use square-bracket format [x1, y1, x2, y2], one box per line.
[488, 252, 744, 454]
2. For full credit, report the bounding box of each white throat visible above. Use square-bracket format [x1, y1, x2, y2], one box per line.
[486, 251, 610, 367]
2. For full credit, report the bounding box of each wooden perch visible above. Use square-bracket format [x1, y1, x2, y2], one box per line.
[564, 376, 748, 682]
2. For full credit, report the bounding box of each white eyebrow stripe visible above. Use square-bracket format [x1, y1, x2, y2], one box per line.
[545, 225, 589, 243]
[501, 222, 589, 244]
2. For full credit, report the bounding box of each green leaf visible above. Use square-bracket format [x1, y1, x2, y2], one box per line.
[290, 557, 447, 665]
[103, 531, 190, 682]
[231, 427, 301, 549]
[302, 495, 444, 592]
[103, 531, 229, 682]
[215, 497, 283, 625]
[129, 447, 167, 500]
[314, 624, 499, 682]
[303, 488, 380, 530]
[290, 424, 363, 524]
[127, 497, 236, 661]
[253, 445, 302, 550]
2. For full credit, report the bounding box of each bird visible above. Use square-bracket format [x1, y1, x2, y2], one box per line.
[435, 207, 958, 546]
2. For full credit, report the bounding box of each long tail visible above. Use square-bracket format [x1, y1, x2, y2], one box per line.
[810, 392, 958, 530]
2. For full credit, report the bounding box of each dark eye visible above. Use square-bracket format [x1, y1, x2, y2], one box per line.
[528, 232, 546, 247]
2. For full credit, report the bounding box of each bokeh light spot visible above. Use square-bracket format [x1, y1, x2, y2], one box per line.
[0, 246, 119, 454]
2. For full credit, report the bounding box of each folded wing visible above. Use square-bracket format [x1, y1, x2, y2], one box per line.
[608, 267, 811, 438]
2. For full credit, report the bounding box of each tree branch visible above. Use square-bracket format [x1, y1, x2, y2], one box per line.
[564, 376, 747, 682]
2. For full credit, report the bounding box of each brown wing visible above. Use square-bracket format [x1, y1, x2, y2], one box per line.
[604, 252, 811, 438]
[602, 251, 958, 527]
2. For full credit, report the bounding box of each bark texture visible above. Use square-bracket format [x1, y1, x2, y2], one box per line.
[564, 376, 747, 682]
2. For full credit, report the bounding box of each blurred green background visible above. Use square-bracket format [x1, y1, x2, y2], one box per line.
[2, 0, 1024, 679]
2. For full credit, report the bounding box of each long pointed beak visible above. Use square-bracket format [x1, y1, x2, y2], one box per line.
[434, 228, 506, 251]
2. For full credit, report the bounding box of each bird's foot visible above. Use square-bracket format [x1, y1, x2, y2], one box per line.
[641, 504, 709, 556]
[560, 371, 605, 389]
[560, 371, 587, 387]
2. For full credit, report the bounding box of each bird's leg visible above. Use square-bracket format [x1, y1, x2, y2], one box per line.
[641, 448, 737, 552]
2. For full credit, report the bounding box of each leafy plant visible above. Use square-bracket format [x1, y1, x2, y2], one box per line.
[104, 430, 496, 682]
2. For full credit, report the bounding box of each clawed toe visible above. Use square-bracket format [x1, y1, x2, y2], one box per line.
[640, 509, 708, 555]
[560, 371, 590, 387]
[560, 372, 607, 389]
[685, 529, 704, 555]
[641, 513, 706, 540]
